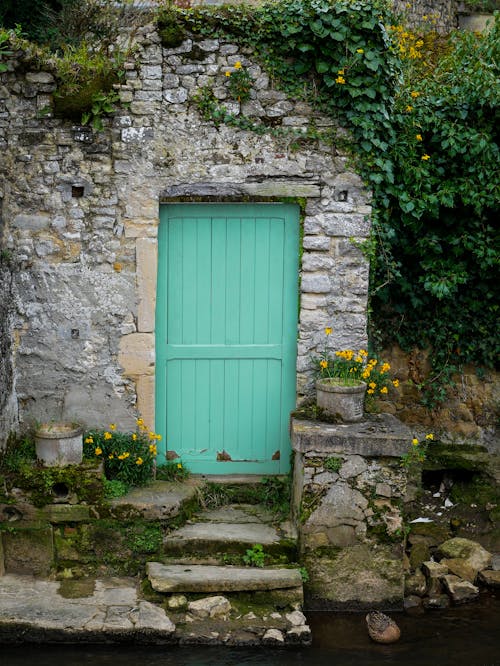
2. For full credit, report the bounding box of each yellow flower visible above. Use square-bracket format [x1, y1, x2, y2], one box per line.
[149, 431, 156, 439]
[177, 463, 183, 469]
[136, 457, 143, 465]
[393, 379, 400, 388]
[132, 433, 137, 441]
[410, 91, 420, 98]
[234, 61, 242, 69]
[356, 48, 364, 54]
[325, 327, 332, 335]
[149, 444, 157, 455]
[136, 418, 144, 426]
[412, 438, 419, 446]
[95, 446, 102, 456]
[108, 454, 114, 459]
[104, 432, 112, 440]
[155, 434, 162, 441]
[405, 105, 413, 112]
[118, 452, 130, 460]
[381, 362, 391, 373]
[109, 423, 116, 431]
[380, 386, 388, 394]
[425, 433, 434, 440]
[369, 382, 377, 389]
[416, 134, 423, 141]
[362, 370, 370, 379]
[421, 154, 430, 161]
[358, 349, 368, 357]
[320, 360, 328, 369]
[225, 71, 231, 77]
[367, 389, 375, 395]
[85, 436, 93, 444]
[335, 75, 346, 85]
[355, 356, 363, 363]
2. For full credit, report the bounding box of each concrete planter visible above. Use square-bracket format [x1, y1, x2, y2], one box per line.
[35, 422, 83, 466]
[316, 379, 367, 422]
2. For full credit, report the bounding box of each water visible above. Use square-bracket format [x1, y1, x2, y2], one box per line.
[2, 593, 499, 666]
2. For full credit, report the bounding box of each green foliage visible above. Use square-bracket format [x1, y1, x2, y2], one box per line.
[299, 566, 310, 583]
[102, 478, 129, 499]
[225, 62, 252, 102]
[243, 543, 266, 567]
[0, 435, 36, 472]
[400, 434, 435, 468]
[199, 476, 290, 518]
[157, 3, 186, 48]
[324, 457, 342, 473]
[83, 424, 159, 487]
[156, 460, 190, 481]
[51, 41, 124, 128]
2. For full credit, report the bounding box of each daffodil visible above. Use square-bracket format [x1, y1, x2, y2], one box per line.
[95, 446, 102, 455]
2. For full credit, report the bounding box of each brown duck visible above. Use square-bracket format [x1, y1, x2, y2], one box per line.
[366, 611, 401, 644]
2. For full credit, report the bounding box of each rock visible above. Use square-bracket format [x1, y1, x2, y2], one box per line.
[437, 538, 492, 572]
[441, 558, 477, 583]
[403, 595, 423, 613]
[477, 570, 500, 588]
[423, 594, 450, 610]
[286, 625, 312, 645]
[167, 594, 187, 609]
[441, 575, 479, 604]
[422, 560, 449, 579]
[405, 569, 427, 596]
[262, 628, 285, 645]
[187, 595, 231, 619]
[365, 612, 401, 644]
[409, 543, 430, 570]
[491, 554, 500, 571]
[286, 610, 307, 626]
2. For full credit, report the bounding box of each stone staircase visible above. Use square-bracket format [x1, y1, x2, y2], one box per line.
[135, 481, 311, 645]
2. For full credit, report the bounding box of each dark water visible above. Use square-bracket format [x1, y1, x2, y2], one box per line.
[2, 593, 499, 666]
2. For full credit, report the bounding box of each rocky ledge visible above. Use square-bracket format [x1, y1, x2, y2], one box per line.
[405, 537, 500, 611]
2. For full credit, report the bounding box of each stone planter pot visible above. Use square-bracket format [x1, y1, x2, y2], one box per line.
[315, 379, 367, 422]
[35, 422, 83, 466]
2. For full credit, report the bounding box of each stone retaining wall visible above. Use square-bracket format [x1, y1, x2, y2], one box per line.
[0, 22, 371, 437]
[0, 264, 15, 445]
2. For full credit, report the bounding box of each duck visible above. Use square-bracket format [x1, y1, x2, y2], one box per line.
[365, 611, 401, 644]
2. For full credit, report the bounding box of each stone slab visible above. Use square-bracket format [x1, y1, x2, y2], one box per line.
[163, 520, 282, 553]
[291, 414, 413, 458]
[109, 479, 201, 520]
[147, 562, 303, 593]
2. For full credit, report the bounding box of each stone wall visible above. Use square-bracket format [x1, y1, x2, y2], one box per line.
[375, 346, 499, 453]
[393, 0, 459, 32]
[0, 22, 371, 437]
[0, 263, 16, 445]
[291, 415, 413, 609]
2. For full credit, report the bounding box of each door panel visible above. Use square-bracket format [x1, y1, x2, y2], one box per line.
[156, 203, 299, 474]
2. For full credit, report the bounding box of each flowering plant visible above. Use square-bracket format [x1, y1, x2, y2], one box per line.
[315, 327, 397, 396]
[83, 418, 160, 488]
[400, 433, 434, 467]
[225, 61, 252, 102]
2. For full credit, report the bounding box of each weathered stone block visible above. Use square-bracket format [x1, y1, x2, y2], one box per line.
[118, 333, 155, 378]
[2, 525, 54, 576]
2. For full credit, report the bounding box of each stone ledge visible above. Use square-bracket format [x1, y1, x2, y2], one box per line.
[291, 414, 413, 458]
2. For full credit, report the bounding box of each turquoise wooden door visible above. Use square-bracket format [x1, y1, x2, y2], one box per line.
[156, 203, 299, 474]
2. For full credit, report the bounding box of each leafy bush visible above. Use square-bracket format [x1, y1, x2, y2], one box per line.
[156, 460, 190, 481]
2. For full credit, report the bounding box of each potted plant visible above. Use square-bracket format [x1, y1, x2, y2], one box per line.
[314, 328, 394, 422]
[35, 421, 83, 466]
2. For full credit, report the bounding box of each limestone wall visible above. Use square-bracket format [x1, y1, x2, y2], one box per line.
[392, 0, 459, 32]
[0, 263, 16, 445]
[0, 23, 371, 436]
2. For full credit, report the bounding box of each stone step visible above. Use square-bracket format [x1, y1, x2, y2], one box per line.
[108, 479, 202, 520]
[162, 504, 297, 559]
[146, 562, 303, 594]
